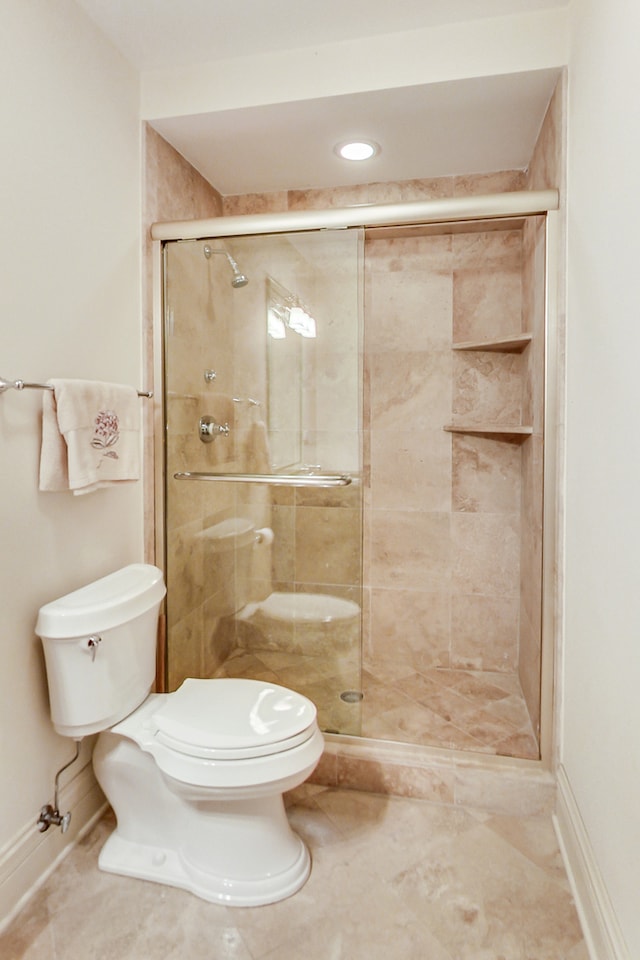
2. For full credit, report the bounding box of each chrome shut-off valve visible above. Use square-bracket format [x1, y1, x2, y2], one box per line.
[37, 804, 71, 834]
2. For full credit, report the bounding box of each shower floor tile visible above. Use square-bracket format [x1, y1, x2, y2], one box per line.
[212, 651, 539, 760]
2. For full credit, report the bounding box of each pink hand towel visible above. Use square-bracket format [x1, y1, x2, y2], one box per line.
[39, 379, 141, 495]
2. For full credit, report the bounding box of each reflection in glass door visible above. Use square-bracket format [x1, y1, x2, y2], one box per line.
[162, 228, 364, 735]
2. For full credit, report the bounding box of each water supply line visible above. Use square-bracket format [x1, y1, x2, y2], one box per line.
[37, 740, 82, 834]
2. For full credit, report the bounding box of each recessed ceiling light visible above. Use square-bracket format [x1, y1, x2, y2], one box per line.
[334, 140, 380, 161]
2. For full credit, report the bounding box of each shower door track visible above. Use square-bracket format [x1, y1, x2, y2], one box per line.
[151, 189, 559, 241]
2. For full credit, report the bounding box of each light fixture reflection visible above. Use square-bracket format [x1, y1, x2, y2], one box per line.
[267, 277, 317, 339]
[288, 306, 317, 338]
[267, 307, 286, 339]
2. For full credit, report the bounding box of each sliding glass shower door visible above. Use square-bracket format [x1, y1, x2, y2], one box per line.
[162, 227, 364, 735]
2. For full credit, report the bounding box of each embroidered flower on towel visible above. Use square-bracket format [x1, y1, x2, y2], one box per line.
[91, 409, 120, 459]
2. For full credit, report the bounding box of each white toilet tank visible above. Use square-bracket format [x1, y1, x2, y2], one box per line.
[36, 564, 166, 738]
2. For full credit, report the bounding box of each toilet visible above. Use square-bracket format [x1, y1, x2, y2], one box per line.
[35, 564, 324, 907]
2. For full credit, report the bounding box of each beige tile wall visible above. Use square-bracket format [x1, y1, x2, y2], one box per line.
[163, 240, 237, 686]
[163, 238, 276, 688]
[363, 221, 529, 687]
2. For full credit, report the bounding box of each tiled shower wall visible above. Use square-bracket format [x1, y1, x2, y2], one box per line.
[364, 224, 541, 702]
[161, 238, 284, 688]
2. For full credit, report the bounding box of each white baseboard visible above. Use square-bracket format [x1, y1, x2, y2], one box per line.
[553, 764, 630, 960]
[0, 762, 106, 934]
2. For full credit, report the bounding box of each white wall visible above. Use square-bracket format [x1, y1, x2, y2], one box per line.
[0, 0, 142, 924]
[141, 7, 568, 118]
[563, 0, 640, 954]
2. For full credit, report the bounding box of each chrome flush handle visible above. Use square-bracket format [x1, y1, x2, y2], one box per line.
[86, 635, 102, 661]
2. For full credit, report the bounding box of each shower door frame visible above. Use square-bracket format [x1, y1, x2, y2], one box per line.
[151, 190, 562, 772]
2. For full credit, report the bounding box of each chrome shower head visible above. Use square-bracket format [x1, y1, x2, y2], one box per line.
[203, 244, 249, 288]
[228, 255, 249, 288]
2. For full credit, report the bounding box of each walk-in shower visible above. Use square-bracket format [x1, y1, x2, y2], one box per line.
[154, 190, 559, 764]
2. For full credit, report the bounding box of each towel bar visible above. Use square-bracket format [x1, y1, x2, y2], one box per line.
[0, 376, 152, 398]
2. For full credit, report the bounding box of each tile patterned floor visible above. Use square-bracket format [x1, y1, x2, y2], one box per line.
[214, 648, 540, 759]
[1, 785, 587, 960]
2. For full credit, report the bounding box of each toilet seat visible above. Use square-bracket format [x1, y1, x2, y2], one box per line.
[111, 678, 323, 791]
[151, 678, 317, 760]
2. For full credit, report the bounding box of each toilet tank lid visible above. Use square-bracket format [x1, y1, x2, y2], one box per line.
[36, 564, 166, 639]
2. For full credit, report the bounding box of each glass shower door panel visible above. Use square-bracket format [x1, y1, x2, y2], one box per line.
[163, 228, 363, 736]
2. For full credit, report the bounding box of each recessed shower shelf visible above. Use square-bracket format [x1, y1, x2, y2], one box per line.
[452, 333, 532, 353]
[444, 424, 533, 443]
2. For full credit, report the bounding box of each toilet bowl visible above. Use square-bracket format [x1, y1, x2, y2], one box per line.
[36, 565, 324, 906]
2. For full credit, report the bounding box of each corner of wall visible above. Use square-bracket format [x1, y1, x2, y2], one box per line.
[553, 765, 631, 960]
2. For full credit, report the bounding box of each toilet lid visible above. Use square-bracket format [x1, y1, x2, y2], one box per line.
[150, 678, 318, 760]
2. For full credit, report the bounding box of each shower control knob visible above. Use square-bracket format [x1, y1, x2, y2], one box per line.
[199, 416, 230, 442]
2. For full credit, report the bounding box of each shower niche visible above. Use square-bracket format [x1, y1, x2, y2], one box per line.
[160, 203, 551, 761]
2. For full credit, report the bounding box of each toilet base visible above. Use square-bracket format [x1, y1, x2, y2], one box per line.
[93, 730, 318, 907]
[98, 828, 310, 907]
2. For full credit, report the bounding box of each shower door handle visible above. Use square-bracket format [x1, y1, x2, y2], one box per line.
[174, 471, 352, 488]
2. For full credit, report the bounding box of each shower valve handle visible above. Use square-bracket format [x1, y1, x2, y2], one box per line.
[199, 416, 230, 442]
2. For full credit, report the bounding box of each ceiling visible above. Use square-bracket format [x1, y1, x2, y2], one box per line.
[149, 70, 561, 196]
[75, 0, 568, 196]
